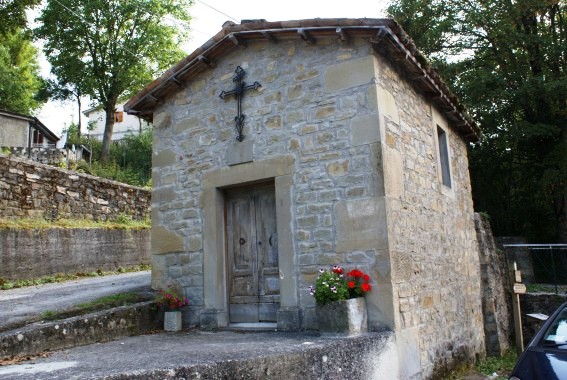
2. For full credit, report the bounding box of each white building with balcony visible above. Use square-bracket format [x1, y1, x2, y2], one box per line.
[83, 102, 151, 141]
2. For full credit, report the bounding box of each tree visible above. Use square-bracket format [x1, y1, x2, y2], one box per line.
[42, 78, 86, 137]
[0, 29, 44, 114]
[0, 0, 41, 35]
[387, 0, 567, 242]
[35, 0, 192, 161]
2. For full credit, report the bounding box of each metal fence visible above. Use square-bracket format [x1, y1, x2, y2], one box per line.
[504, 244, 567, 293]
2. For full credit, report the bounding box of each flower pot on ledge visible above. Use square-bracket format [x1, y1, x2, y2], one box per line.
[316, 297, 368, 335]
[164, 310, 182, 332]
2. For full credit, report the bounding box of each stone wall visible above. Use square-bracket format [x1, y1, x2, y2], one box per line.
[376, 55, 486, 376]
[0, 228, 150, 280]
[0, 155, 150, 220]
[150, 36, 484, 378]
[2, 147, 65, 166]
[475, 213, 512, 356]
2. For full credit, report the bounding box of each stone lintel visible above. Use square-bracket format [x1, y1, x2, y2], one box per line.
[202, 155, 294, 189]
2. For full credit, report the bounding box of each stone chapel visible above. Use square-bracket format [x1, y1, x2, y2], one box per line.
[125, 18, 486, 377]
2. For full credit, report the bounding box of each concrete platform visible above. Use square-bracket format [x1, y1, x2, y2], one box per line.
[0, 330, 395, 379]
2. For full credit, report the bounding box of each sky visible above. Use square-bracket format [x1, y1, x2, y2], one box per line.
[33, 0, 389, 137]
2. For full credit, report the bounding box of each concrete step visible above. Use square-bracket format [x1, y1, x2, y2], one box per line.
[0, 330, 396, 379]
[0, 301, 160, 359]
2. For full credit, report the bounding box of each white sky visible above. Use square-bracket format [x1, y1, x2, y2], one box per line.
[34, 0, 389, 137]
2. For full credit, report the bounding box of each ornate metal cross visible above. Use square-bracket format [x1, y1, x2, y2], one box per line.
[219, 66, 261, 142]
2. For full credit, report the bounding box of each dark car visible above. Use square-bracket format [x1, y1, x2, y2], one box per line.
[510, 302, 567, 380]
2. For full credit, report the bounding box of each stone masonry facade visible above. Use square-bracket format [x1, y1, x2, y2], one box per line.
[0, 155, 150, 221]
[149, 33, 484, 378]
[378, 57, 485, 375]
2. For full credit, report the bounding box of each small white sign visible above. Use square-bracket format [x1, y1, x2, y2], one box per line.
[514, 283, 526, 294]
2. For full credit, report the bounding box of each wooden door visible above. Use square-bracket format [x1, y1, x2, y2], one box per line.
[226, 183, 279, 323]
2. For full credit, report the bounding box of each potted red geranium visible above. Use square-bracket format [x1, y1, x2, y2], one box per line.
[156, 287, 189, 332]
[309, 265, 372, 335]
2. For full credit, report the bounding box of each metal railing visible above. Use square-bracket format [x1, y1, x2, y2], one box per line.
[504, 244, 567, 293]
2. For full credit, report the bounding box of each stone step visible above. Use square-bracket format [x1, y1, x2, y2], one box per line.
[0, 301, 160, 359]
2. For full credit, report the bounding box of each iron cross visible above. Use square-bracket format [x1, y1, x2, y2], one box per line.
[219, 66, 261, 142]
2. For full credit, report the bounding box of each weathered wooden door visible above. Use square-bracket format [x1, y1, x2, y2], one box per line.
[226, 183, 279, 323]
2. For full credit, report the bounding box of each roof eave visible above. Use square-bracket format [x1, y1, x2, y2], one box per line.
[125, 19, 480, 143]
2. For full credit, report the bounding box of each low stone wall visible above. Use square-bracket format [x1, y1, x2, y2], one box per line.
[475, 214, 512, 356]
[520, 293, 567, 344]
[0, 302, 159, 358]
[0, 155, 150, 221]
[0, 228, 150, 280]
[2, 147, 65, 166]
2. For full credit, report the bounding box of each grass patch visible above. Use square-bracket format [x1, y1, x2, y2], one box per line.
[76, 292, 142, 310]
[476, 350, 518, 379]
[0, 216, 150, 230]
[526, 283, 567, 293]
[0, 264, 151, 290]
[37, 292, 151, 323]
[444, 350, 518, 380]
[40, 310, 60, 321]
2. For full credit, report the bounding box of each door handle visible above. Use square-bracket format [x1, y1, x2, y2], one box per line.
[269, 234, 273, 247]
[239, 238, 246, 245]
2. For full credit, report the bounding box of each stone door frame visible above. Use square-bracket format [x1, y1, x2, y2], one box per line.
[199, 155, 299, 330]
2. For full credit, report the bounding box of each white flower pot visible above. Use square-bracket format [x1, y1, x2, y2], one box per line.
[164, 311, 182, 332]
[316, 297, 368, 335]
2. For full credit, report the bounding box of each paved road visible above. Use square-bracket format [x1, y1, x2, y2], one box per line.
[0, 271, 151, 331]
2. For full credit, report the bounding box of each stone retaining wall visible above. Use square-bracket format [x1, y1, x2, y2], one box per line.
[475, 214, 512, 356]
[0, 155, 150, 221]
[0, 228, 150, 280]
[520, 292, 567, 344]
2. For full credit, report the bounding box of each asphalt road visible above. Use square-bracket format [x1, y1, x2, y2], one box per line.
[0, 271, 151, 332]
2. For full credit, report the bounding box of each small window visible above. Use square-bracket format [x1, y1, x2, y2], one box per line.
[437, 126, 451, 188]
[114, 111, 124, 123]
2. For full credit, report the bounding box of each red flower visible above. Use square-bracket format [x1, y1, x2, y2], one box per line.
[348, 281, 355, 289]
[332, 265, 343, 275]
[348, 269, 363, 278]
[361, 283, 371, 292]
[363, 274, 370, 282]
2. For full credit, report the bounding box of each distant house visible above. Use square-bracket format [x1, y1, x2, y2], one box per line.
[83, 102, 151, 141]
[0, 109, 59, 148]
